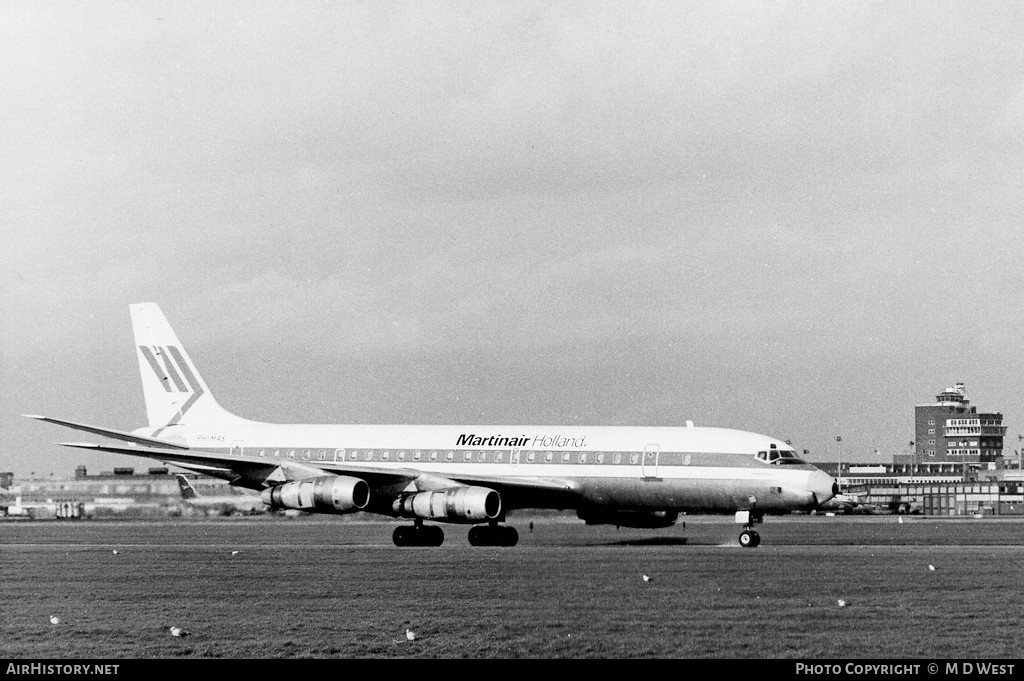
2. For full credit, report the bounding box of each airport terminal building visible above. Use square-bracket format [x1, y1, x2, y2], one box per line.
[0, 466, 237, 519]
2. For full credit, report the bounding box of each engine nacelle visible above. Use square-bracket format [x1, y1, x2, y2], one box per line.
[261, 475, 370, 514]
[393, 486, 501, 523]
[577, 508, 679, 529]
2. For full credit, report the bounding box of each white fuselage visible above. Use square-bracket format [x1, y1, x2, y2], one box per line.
[136, 422, 835, 514]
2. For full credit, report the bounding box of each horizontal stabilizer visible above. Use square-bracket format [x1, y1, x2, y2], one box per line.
[24, 415, 189, 450]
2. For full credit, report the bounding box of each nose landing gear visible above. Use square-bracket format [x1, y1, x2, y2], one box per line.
[735, 510, 763, 548]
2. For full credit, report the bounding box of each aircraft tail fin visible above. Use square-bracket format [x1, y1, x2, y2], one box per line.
[130, 303, 249, 427]
[175, 474, 200, 500]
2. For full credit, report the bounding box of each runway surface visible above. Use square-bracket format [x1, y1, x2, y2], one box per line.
[2, 516, 1022, 659]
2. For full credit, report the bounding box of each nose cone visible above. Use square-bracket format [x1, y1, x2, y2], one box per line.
[808, 469, 838, 506]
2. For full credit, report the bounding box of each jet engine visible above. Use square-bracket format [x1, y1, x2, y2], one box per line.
[261, 475, 370, 514]
[393, 486, 501, 523]
[576, 508, 678, 529]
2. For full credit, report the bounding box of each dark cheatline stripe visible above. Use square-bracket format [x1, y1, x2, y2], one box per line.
[157, 346, 188, 392]
[139, 346, 173, 392]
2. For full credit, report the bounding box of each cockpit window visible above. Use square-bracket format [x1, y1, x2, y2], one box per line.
[756, 448, 805, 465]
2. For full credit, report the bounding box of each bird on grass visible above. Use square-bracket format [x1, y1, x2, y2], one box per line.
[642, 574, 652, 582]
[837, 599, 847, 608]
[169, 626, 190, 637]
[928, 564, 937, 571]
[231, 551, 239, 556]
[49, 615, 60, 625]
[405, 628, 417, 641]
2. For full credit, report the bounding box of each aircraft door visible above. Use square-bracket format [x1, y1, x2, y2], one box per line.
[642, 444, 659, 478]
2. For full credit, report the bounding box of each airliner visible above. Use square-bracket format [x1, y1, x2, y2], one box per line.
[27, 303, 837, 548]
[175, 474, 267, 516]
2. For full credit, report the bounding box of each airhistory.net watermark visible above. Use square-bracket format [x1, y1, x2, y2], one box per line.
[5, 664, 119, 676]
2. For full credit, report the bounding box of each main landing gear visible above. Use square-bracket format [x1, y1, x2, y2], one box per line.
[735, 510, 763, 548]
[468, 522, 519, 547]
[393, 519, 444, 547]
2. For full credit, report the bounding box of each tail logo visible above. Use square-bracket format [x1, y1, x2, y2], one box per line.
[138, 345, 205, 425]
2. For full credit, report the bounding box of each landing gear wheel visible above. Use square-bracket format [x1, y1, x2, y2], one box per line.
[468, 525, 519, 547]
[738, 529, 761, 548]
[393, 525, 445, 547]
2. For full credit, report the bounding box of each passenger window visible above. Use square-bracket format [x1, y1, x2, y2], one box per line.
[613, 453, 621, 464]
[580, 452, 588, 463]
[464, 451, 472, 462]
[318, 449, 327, 460]
[273, 449, 281, 458]
[288, 449, 296, 460]
[527, 452, 536, 462]
[413, 451, 421, 461]
[561, 452, 571, 463]
[446, 451, 454, 462]
[364, 451, 372, 461]
[398, 451, 405, 461]
[429, 451, 438, 461]
[258, 449, 266, 457]
[302, 449, 311, 460]
[630, 453, 639, 464]
[495, 452, 503, 462]
[545, 452, 553, 463]
[478, 451, 486, 462]
[596, 453, 604, 464]
[382, 451, 390, 461]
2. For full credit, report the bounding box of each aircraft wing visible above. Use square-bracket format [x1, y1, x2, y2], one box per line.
[55, 441, 421, 489]
[448, 472, 578, 509]
[36, 414, 579, 507]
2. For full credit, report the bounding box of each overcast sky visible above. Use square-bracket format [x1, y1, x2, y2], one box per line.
[3, 1, 1023, 478]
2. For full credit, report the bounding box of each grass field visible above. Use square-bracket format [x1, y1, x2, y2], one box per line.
[1, 515, 1022, 659]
